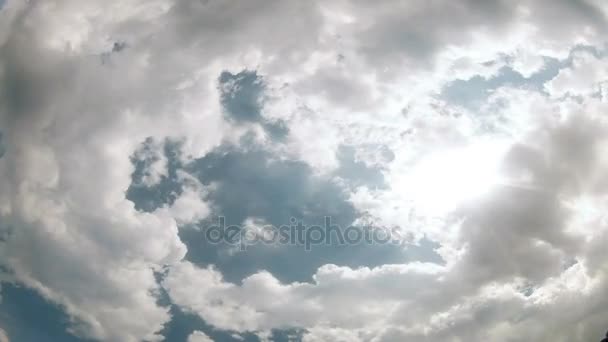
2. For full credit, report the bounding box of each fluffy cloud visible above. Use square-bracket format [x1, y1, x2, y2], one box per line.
[0, 328, 8, 342]
[2, 0, 608, 341]
[0, 1, 214, 340]
[187, 331, 214, 342]
[545, 50, 608, 98]
[164, 93, 608, 341]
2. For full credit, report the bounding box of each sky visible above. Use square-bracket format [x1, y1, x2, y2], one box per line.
[1, 0, 608, 341]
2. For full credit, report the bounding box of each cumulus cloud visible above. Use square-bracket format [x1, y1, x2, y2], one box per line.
[2, 0, 608, 341]
[545, 50, 608, 98]
[187, 331, 214, 342]
[164, 90, 608, 341]
[0, 328, 8, 342]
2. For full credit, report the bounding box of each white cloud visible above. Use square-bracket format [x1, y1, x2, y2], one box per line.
[164, 261, 445, 333]
[160, 171, 211, 225]
[546, 51, 608, 98]
[2, 0, 608, 341]
[164, 94, 608, 341]
[187, 331, 214, 342]
[0, 328, 8, 342]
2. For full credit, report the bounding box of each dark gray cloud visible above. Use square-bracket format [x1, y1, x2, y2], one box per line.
[348, 0, 516, 68]
[455, 185, 576, 284]
[0, 131, 5, 159]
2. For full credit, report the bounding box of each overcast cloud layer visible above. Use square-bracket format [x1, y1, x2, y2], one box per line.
[1, 0, 608, 341]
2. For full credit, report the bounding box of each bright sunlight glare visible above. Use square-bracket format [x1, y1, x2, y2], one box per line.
[406, 141, 509, 214]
